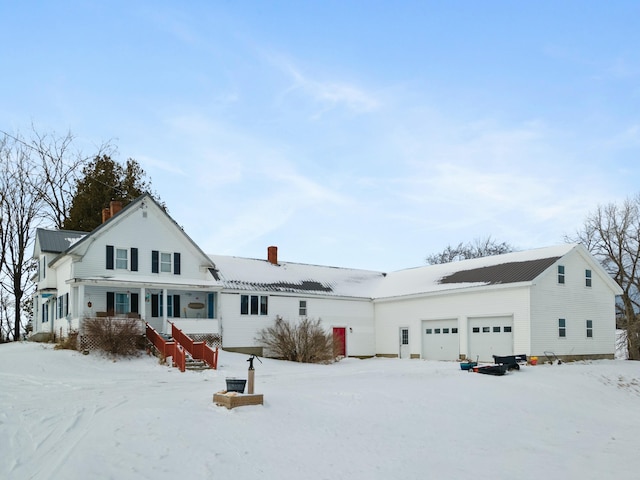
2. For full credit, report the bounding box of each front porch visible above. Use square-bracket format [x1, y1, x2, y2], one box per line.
[63, 281, 221, 338]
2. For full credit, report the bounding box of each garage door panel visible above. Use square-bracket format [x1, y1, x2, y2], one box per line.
[422, 319, 459, 361]
[468, 316, 513, 362]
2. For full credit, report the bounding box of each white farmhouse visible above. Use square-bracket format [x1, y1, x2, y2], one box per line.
[31, 194, 622, 362]
[32, 195, 222, 345]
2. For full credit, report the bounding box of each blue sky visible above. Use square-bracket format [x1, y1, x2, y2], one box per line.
[2, 1, 639, 271]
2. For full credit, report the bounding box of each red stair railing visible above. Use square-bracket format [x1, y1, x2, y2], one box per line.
[171, 323, 219, 370]
[146, 323, 218, 372]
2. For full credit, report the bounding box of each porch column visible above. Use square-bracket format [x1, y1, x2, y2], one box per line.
[139, 287, 146, 322]
[162, 288, 168, 333]
[77, 284, 85, 319]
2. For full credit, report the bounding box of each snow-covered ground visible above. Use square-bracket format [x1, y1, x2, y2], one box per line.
[1, 343, 639, 480]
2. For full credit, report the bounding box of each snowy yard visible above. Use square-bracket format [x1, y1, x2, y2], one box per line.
[1, 342, 639, 480]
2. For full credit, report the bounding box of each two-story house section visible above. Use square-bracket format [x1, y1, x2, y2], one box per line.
[31, 195, 222, 341]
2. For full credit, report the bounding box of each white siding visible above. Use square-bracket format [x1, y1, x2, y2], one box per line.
[73, 202, 209, 283]
[219, 292, 375, 356]
[530, 250, 616, 357]
[374, 285, 531, 359]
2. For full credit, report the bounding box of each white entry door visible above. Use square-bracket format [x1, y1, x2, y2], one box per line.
[399, 327, 410, 359]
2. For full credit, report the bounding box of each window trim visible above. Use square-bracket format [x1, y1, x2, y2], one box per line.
[558, 265, 565, 284]
[115, 247, 128, 270]
[160, 252, 172, 273]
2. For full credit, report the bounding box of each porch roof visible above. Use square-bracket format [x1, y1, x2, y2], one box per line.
[67, 274, 223, 291]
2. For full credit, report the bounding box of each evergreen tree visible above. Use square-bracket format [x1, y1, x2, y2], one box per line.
[64, 156, 159, 231]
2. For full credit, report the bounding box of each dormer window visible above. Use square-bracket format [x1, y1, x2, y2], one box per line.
[558, 265, 565, 284]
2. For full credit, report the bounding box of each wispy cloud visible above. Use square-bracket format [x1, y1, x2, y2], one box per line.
[268, 54, 381, 116]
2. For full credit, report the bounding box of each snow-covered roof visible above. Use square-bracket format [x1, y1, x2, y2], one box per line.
[374, 244, 576, 299]
[210, 244, 578, 300]
[209, 255, 386, 299]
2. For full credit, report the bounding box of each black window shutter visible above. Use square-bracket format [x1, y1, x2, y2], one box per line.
[131, 293, 139, 314]
[106, 292, 115, 314]
[106, 245, 114, 270]
[151, 294, 159, 317]
[65, 293, 69, 316]
[174, 252, 181, 275]
[173, 295, 180, 317]
[131, 248, 138, 271]
[151, 250, 159, 273]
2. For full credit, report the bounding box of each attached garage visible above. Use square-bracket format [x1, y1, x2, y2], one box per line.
[421, 319, 459, 360]
[468, 316, 513, 362]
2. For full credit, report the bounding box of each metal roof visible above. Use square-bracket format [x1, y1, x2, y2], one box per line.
[36, 228, 87, 254]
[438, 257, 561, 285]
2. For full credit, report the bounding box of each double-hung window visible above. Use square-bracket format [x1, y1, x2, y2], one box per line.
[152, 251, 181, 274]
[585, 269, 592, 287]
[558, 265, 565, 284]
[299, 300, 307, 316]
[558, 318, 566, 338]
[586, 320, 593, 338]
[160, 252, 172, 273]
[116, 248, 128, 270]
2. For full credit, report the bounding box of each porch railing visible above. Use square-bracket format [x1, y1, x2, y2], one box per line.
[145, 323, 218, 372]
[171, 322, 219, 370]
[145, 323, 185, 372]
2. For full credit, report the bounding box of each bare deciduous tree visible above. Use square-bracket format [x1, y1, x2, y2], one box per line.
[14, 126, 114, 228]
[567, 195, 640, 360]
[0, 136, 44, 340]
[426, 236, 515, 265]
[257, 317, 334, 363]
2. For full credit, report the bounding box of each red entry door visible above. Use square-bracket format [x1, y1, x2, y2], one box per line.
[333, 327, 346, 357]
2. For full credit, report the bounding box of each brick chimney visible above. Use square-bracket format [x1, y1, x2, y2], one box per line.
[267, 246, 278, 265]
[102, 207, 111, 223]
[110, 200, 123, 217]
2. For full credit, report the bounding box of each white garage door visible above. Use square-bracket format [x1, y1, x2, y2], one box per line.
[468, 316, 513, 362]
[422, 319, 459, 360]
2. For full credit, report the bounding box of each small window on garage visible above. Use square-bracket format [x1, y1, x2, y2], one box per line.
[452, 327, 458, 334]
[472, 327, 480, 333]
[504, 326, 512, 333]
[493, 326, 501, 333]
[443, 328, 449, 334]
[559, 318, 566, 338]
[434, 328, 441, 334]
[558, 265, 565, 284]
[482, 326, 490, 333]
[426, 328, 432, 334]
